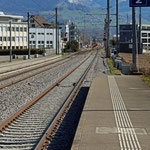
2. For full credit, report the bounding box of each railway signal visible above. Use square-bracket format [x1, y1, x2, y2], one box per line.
[103, 33, 107, 41]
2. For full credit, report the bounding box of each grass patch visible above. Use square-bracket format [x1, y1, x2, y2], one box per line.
[106, 58, 121, 75]
[141, 75, 150, 86]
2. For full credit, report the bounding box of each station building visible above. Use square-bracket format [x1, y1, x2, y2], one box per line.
[0, 12, 28, 50]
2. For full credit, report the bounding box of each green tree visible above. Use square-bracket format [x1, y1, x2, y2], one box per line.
[65, 40, 79, 52]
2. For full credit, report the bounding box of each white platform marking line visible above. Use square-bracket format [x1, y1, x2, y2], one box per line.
[115, 89, 135, 149]
[114, 84, 131, 149]
[108, 76, 142, 150]
[110, 79, 127, 149]
[111, 77, 140, 150]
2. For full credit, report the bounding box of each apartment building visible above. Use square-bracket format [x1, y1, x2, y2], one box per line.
[69, 23, 80, 42]
[29, 15, 61, 53]
[141, 25, 150, 49]
[0, 12, 28, 50]
[119, 24, 150, 53]
[59, 23, 70, 42]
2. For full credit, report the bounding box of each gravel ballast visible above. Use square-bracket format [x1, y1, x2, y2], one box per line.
[0, 53, 89, 124]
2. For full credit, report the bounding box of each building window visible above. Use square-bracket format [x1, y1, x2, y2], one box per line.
[12, 27, 15, 31]
[0, 37, 2, 41]
[24, 27, 27, 32]
[12, 37, 15, 41]
[47, 33, 49, 35]
[50, 33, 53, 35]
[38, 41, 41, 44]
[30, 20, 34, 23]
[16, 27, 19, 32]
[148, 33, 150, 37]
[50, 41, 53, 44]
[3, 26, 7, 32]
[32, 24, 35, 28]
[47, 41, 49, 44]
[0, 26, 2, 32]
[148, 39, 150, 43]
[142, 33, 147, 37]
[8, 27, 10, 31]
[24, 37, 27, 42]
[142, 39, 147, 43]
[16, 37, 19, 42]
[42, 41, 44, 44]
[3, 37, 7, 41]
[38, 33, 41, 35]
[20, 27, 23, 32]
[33, 41, 36, 44]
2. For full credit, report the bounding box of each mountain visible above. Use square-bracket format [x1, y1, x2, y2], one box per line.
[0, 0, 150, 38]
[0, 0, 149, 22]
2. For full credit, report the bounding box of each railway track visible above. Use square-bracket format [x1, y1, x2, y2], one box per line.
[0, 51, 91, 89]
[0, 51, 97, 150]
[0, 54, 74, 81]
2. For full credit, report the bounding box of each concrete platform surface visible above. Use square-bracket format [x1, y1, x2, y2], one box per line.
[71, 76, 150, 150]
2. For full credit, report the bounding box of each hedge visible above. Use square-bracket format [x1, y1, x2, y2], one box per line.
[0, 49, 46, 55]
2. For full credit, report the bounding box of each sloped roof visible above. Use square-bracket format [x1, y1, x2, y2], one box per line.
[30, 15, 54, 28]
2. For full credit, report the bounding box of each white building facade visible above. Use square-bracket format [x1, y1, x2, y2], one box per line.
[59, 23, 70, 42]
[0, 12, 28, 50]
[141, 25, 150, 49]
[29, 28, 61, 53]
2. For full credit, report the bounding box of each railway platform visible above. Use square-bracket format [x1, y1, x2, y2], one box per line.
[71, 76, 150, 150]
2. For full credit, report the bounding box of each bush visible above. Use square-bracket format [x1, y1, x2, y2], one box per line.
[64, 40, 79, 52]
[0, 49, 46, 55]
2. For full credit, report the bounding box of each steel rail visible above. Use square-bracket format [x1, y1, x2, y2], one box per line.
[35, 51, 98, 150]
[0, 58, 71, 89]
[0, 49, 92, 82]
[0, 55, 72, 81]
[0, 52, 92, 131]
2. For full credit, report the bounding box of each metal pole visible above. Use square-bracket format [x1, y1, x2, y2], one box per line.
[27, 12, 30, 59]
[132, 7, 137, 71]
[139, 7, 142, 54]
[116, 0, 119, 53]
[55, 7, 58, 55]
[127, 13, 129, 24]
[58, 23, 59, 55]
[9, 21, 12, 62]
[83, 14, 85, 46]
[106, 0, 110, 58]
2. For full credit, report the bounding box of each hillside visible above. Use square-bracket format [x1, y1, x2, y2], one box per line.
[0, 0, 150, 38]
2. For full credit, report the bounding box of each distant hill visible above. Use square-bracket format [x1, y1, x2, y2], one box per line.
[0, 0, 150, 38]
[0, 0, 149, 22]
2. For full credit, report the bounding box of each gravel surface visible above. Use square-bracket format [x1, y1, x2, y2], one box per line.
[0, 57, 70, 86]
[0, 53, 89, 124]
[0, 53, 95, 150]
[47, 48, 107, 150]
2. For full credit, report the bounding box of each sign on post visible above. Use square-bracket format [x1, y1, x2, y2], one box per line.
[130, 0, 150, 7]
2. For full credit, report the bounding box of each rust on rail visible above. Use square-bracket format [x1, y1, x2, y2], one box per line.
[0, 53, 91, 131]
[35, 51, 97, 150]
